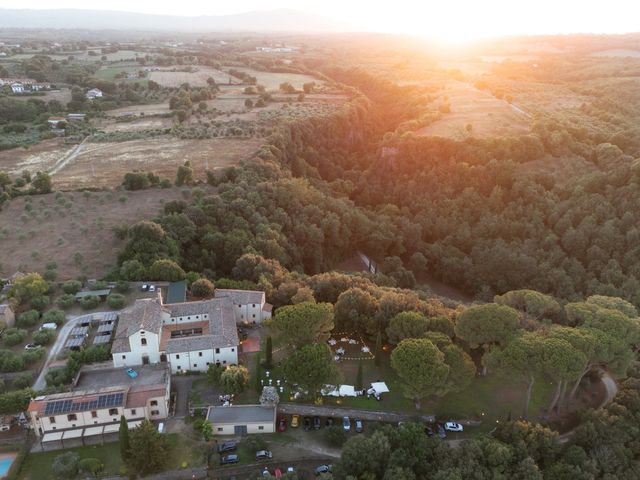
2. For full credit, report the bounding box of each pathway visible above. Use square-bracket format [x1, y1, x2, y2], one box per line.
[277, 403, 435, 423]
[32, 311, 120, 391]
[172, 375, 194, 419]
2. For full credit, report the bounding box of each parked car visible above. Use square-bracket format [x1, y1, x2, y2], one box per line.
[425, 424, 434, 437]
[141, 284, 149, 291]
[24, 343, 41, 350]
[157, 422, 165, 433]
[277, 417, 287, 432]
[303, 416, 312, 430]
[218, 441, 237, 453]
[126, 368, 138, 379]
[313, 416, 321, 430]
[291, 414, 300, 428]
[148, 285, 156, 292]
[444, 422, 464, 432]
[355, 419, 364, 433]
[315, 465, 332, 475]
[220, 454, 239, 465]
[437, 423, 446, 439]
[325, 417, 334, 427]
[256, 450, 273, 460]
[342, 416, 351, 431]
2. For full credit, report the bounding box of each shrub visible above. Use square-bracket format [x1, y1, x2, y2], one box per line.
[114, 280, 130, 294]
[51, 452, 80, 479]
[78, 458, 103, 475]
[107, 293, 126, 309]
[29, 295, 49, 312]
[242, 435, 267, 452]
[2, 329, 28, 347]
[324, 425, 347, 447]
[56, 294, 74, 310]
[42, 309, 66, 326]
[16, 310, 39, 328]
[79, 295, 100, 310]
[42, 270, 57, 282]
[33, 329, 56, 345]
[191, 278, 214, 298]
[89, 281, 108, 291]
[12, 372, 33, 389]
[62, 280, 82, 294]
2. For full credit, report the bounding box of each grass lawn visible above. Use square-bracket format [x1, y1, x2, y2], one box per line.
[19, 442, 123, 480]
[166, 433, 205, 469]
[94, 66, 148, 84]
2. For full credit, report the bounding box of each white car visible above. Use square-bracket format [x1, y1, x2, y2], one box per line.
[444, 421, 464, 432]
[148, 285, 156, 292]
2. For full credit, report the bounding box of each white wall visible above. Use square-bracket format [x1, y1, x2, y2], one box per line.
[211, 422, 274, 435]
[113, 329, 161, 368]
[168, 347, 238, 374]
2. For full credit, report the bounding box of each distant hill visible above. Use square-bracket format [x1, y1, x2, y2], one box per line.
[0, 8, 347, 32]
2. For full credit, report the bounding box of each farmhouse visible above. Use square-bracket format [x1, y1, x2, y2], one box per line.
[0, 304, 15, 328]
[111, 289, 271, 374]
[27, 363, 170, 446]
[47, 116, 66, 127]
[207, 405, 276, 435]
[86, 88, 103, 99]
[10, 83, 24, 94]
[66, 113, 86, 122]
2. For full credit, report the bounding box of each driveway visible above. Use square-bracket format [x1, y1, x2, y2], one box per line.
[32, 311, 120, 391]
[172, 375, 195, 418]
[277, 403, 435, 423]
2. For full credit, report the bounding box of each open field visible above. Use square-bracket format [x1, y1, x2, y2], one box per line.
[95, 65, 147, 83]
[51, 137, 261, 189]
[10, 88, 72, 105]
[100, 116, 173, 132]
[591, 49, 640, 58]
[0, 138, 71, 174]
[0, 188, 195, 279]
[224, 67, 321, 90]
[104, 103, 172, 116]
[415, 81, 531, 139]
[149, 67, 231, 87]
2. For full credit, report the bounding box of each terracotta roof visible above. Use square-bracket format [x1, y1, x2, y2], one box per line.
[111, 295, 167, 353]
[215, 289, 265, 306]
[125, 388, 166, 408]
[262, 303, 273, 313]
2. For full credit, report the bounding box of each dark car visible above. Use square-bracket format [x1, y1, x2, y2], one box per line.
[220, 454, 239, 465]
[355, 419, 364, 433]
[425, 424, 434, 437]
[277, 416, 287, 432]
[304, 416, 312, 430]
[325, 417, 334, 427]
[255, 450, 273, 460]
[218, 441, 237, 453]
[315, 465, 332, 476]
[437, 423, 446, 439]
[313, 416, 321, 430]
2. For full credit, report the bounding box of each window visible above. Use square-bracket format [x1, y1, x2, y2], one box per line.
[176, 354, 180, 359]
[196, 316, 199, 319]
[150, 400, 158, 406]
[131, 409, 137, 415]
[140, 331, 145, 335]
[231, 348, 235, 352]
[141, 338, 147, 346]
[49, 417, 55, 424]
[187, 316, 191, 320]
[223, 360, 227, 364]
[91, 411, 97, 418]
[215, 348, 220, 354]
[198, 352, 203, 357]
[67, 414, 77, 421]
[252, 304, 256, 308]
[151, 410, 159, 415]
[238, 304, 241, 308]
[108, 408, 118, 416]
[206, 362, 210, 366]
[193, 364, 197, 368]
[121, 355, 126, 360]
[217, 427, 223, 432]
[177, 365, 181, 370]
[252, 314, 256, 318]
[258, 426, 264, 430]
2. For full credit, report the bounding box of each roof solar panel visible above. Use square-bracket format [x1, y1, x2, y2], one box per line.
[44, 392, 124, 416]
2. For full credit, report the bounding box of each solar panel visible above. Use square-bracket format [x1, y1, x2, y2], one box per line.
[93, 334, 111, 344]
[44, 393, 124, 416]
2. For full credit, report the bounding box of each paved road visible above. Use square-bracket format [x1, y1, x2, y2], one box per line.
[32, 311, 119, 391]
[211, 456, 334, 479]
[277, 403, 435, 423]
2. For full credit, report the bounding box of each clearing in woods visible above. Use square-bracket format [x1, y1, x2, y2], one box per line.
[0, 188, 198, 279]
[415, 81, 531, 140]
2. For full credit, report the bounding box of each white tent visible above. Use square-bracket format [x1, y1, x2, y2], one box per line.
[371, 382, 390, 394]
[322, 385, 340, 397]
[339, 385, 357, 397]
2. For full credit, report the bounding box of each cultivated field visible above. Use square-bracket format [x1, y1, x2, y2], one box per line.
[0, 188, 194, 279]
[416, 81, 531, 139]
[222, 67, 321, 90]
[0, 138, 71, 174]
[149, 67, 231, 87]
[50, 137, 262, 189]
[591, 49, 640, 58]
[11, 88, 72, 105]
[104, 103, 172, 116]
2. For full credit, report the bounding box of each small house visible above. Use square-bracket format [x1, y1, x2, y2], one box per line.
[47, 116, 66, 128]
[85, 88, 103, 100]
[207, 405, 276, 435]
[10, 83, 23, 93]
[66, 113, 86, 122]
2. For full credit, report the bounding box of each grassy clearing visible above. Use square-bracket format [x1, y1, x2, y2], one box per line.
[19, 442, 123, 480]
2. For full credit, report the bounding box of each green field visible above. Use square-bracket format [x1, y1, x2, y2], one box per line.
[94, 66, 148, 84]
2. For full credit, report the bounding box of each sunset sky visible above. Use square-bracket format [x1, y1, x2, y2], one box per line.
[4, 0, 639, 42]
